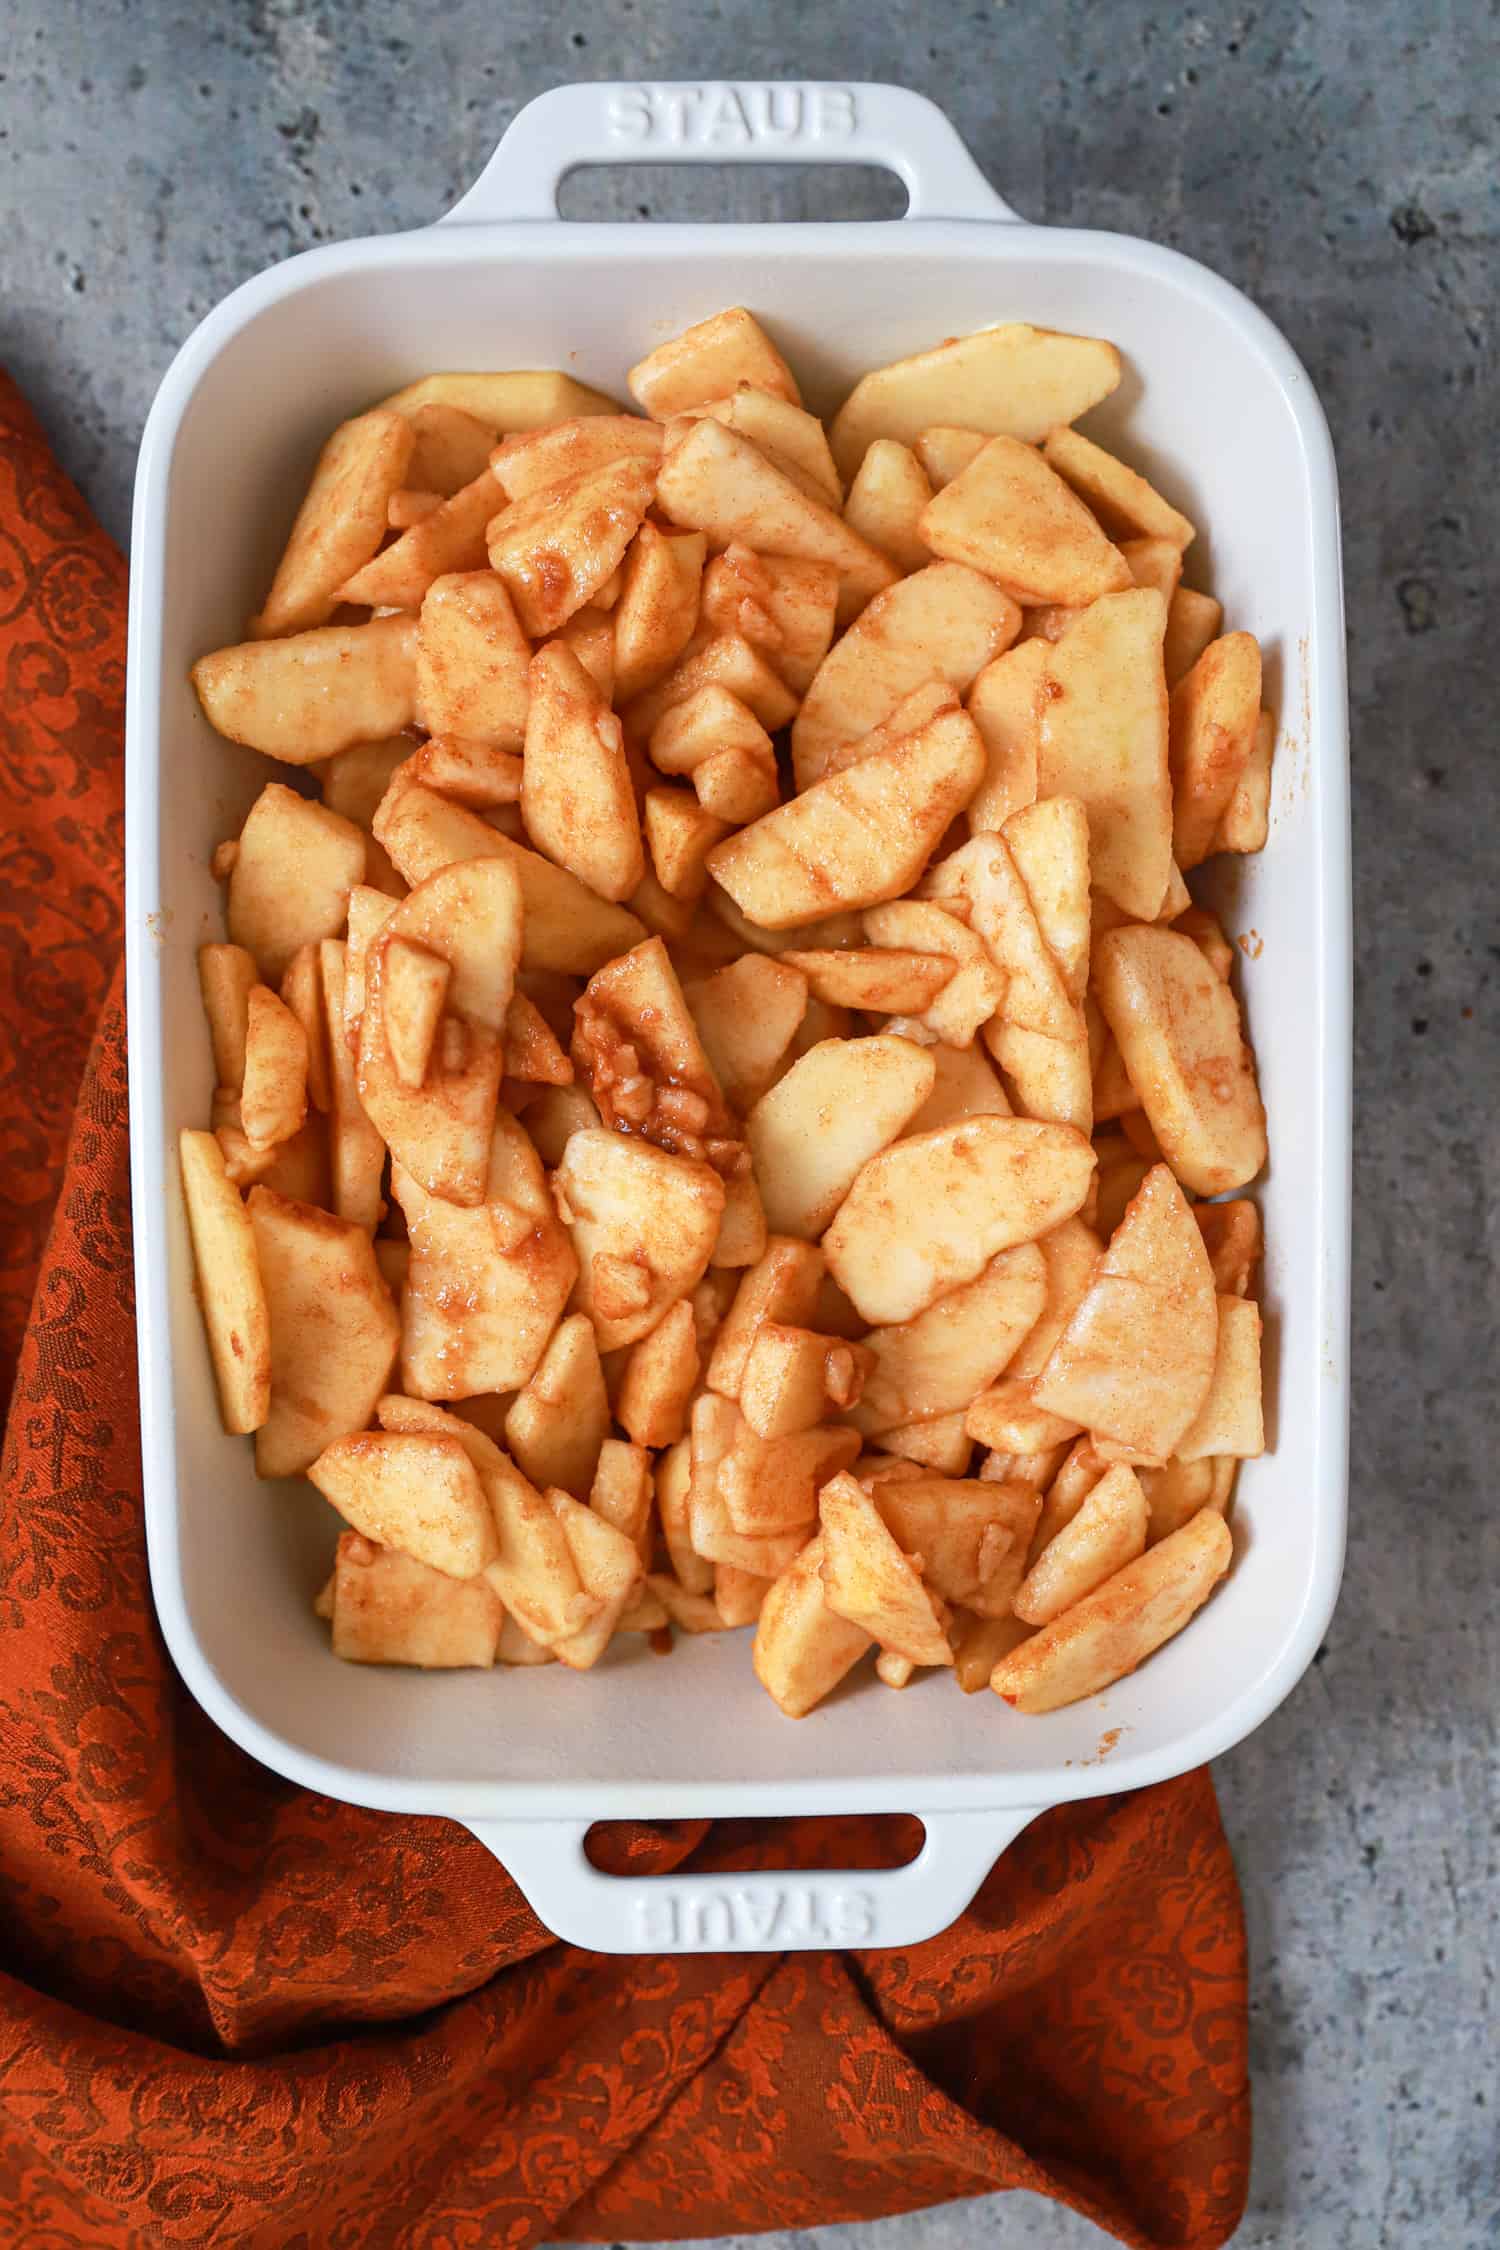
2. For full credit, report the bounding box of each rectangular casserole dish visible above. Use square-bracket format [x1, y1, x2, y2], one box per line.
[125, 82, 1351, 1953]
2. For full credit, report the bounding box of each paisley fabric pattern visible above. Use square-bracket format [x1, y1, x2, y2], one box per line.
[0, 372, 1250, 2249]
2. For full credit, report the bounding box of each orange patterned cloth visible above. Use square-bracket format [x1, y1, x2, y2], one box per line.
[0, 372, 1250, 2250]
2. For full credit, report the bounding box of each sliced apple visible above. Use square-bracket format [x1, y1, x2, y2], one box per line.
[683, 388, 841, 505]
[870, 1474, 1035, 1616]
[990, 1507, 1231, 1711]
[1037, 588, 1173, 921]
[491, 413, 662, 500]
[520, 640, 644, 903]
[965, 637, 1048, 832]
[339, 469, 502, 609]
[250, 409, 414, 639]
[248, 1187, 400, 1477]
[617, 1297, 700, 1448]
[1012, 1460, 1149, 1626]
[197, 942, 258, 1089]
[376, 369, 619, 428]
[655, 418, 896, 616]
[792, 561, 1019, 787]
[178, 1130, 271, 1434]
[309, 1431, 497, 1579]
[921, 435, 1133, 606]
[504, 1312, 611, 1500]
[752, 1533, 872, 1716]
[374, 781, 644, 974]
[842, 438, 934, 573]
[915, 426, 988, 488]
[1093, 924, 1267, 1195]
[778, 946, 955, 1015]
[903, 1038, 1012, 1133]
[1214, 706, 1275, 854]
[709, 703, 985, 929]
[964, 1214, 1102, 1451]
[395, 1112, 577, 1398]
[746, 1033, 935, 1238]
[1032, 1162, 1216, 1461]
[402, 401, 499, 494]
[738, 1323, 871, 1441]
[328, 1533, 502, 1668]
[548, 1489, 644, 1670]
[227, 784, 366, 983]
[1003, 795, 1092, 1003]
[1176, 1295, 1265, 1461]
[554, 1128, 725, 1350]
[705, 1237, 827, 1398]
[1168, 631, 1264, 869]
[629, 307, 800, 417]
[317, 941, 387, 1230]
[415, 570, 530, 748]
[824, 1115, 1096, 1326]
[240, 985, 309, 1149]
[1163, 585, 1224, 690]
[818, 1472, 952, 1666]
[829, 321, 1122, 481]
[488, 455, 654, 637]
[612, 524, 707, 703]
[1042, 424, 1196, 550]
[480, 1451, 602, 1648]
[851, 1243, 1046, 1436]
[862, 897, 1003, 1048]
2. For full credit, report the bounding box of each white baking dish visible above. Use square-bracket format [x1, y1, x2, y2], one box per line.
[125, 82, 1351, 1953]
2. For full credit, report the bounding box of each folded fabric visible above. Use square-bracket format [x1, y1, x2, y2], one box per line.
[0, 371, 1249, 2250]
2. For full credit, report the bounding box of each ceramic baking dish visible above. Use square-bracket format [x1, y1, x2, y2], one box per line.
[125, 82, 1351, 1953]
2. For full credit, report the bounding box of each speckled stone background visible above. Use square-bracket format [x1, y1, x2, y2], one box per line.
[3, 3, 1496, 2244]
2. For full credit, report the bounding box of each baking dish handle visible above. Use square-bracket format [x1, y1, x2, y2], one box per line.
[464, 1805, 1043, 1953]
[442, 82, 1020, 226]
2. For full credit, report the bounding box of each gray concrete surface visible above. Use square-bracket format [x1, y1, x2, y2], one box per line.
[2, 3, 1496, 2244]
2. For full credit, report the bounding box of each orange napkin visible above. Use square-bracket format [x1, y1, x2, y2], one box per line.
[0, 372, 1250, 2249]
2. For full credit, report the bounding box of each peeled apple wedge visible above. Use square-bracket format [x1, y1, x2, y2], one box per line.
[828, 321, 1122, 482]
[920, 436, 1133, 607]
[850, 1244, 1047, 1436]
[373, 781, 645, 975]
[1168, 631, 1264, 870]
[990, 1508, 1232, 1712]
[745, 1034, 936, 1239]
[554, 1128, 726, 1350]
[487, 455, 655, 637]
[247, 1188, 400, 1478]
[250, 409, 415, 639]
[357, 950, 503, 1207]
[192, 618, 420, 763]
[376, 369, 620, 429]
[491, 413, 662, 500]
[707, 702, 985, 929]
[521, 641, 645, 904]
[396, 1114, 578, 1400]
[308, 1431, 498, 1580]
[629, 306, 801, 416]
[654, 418, 895, 616]
[1036, 588, 1174, 923]
[377, 855, 523, 1033]
[753, 1534, 874, 1718]
[824, 1116, 1097, 1326]
[1033, 1162, 1217, 1462]
[792, 562, 1020, 788]
[1092, 925, 1268, 1196]
[818, 1472, 953, 1668]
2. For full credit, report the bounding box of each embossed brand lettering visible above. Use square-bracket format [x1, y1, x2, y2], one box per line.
[632, 1885, 878, 1948]
[606, 84, 859, 151]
